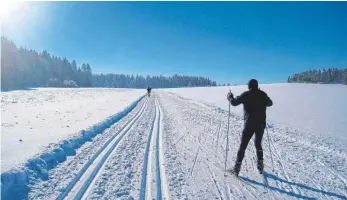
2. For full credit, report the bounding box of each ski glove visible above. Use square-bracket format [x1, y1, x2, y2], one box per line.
[227, 92, 234, 101]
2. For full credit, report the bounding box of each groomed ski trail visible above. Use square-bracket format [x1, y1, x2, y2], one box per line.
[140, 96, 170, 200]
[57, 99, 148, 200]
[28, 91, 347, 200]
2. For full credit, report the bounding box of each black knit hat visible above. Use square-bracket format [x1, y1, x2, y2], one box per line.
[248, 79, 258, 89]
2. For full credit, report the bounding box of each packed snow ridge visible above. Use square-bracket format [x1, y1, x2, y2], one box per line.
[1, 88, 145, 171]
[1, 93, 145, 199]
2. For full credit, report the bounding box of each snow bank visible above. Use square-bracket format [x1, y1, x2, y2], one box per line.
[1, 92, 145, 199]
[1, 88, 145, 171]
[164, 83, 347, 141]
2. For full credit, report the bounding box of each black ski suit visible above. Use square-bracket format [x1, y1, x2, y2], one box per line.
[147, 88, 152, 96]
[229, 88, 273, 163]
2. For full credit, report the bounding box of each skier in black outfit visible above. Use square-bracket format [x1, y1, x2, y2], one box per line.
[147, 87, 152, 97]
[227, 79, 273, 176]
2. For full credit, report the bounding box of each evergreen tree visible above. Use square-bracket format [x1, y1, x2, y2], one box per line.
[85, 64, 92, 87]
[92, 73, 217, 88]
[288, 68, 347, 84]
[1, 37, 96, 89]
[1, 37, 218, 90]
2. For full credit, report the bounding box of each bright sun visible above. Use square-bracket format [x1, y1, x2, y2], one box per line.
[0, 1, 25, 22]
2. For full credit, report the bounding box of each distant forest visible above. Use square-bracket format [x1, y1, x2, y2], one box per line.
[93, 74, 217, 88]
[1, 37, 217, 90]
[288, 68, 347, 85]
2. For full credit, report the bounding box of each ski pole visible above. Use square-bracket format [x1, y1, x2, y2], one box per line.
[224, 92, 231, 172]
[266, 124, 274, 171]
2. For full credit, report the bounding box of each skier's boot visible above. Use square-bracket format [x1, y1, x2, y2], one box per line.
[257, 160, 264, 174]
[228, 162, 241, 177]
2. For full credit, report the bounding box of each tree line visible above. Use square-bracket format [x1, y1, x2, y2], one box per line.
[1, 37, 92, 89]
[93, 74, 216, 88]
[288, 68, 347, 85]
[1, 37, 216, 90]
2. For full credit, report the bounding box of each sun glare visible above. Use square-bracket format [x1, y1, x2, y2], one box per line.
[0, 1, 25, 23]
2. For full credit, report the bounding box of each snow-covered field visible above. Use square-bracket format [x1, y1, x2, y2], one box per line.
[164, 83, 347, 141]
[1, 86, 346, 200]
[1, 88, 144, 172]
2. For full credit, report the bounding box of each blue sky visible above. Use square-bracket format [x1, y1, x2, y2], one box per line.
[3, 2, 347, 84]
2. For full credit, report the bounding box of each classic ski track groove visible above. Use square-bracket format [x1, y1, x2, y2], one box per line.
[146, 118, 155, 200]
[140, 97, 157, 200]
[79, 100, 150, 200]
[140, 96, 170, 200]
[207, 164, 225, 200]
[57, 98, 148, 200]
[156, 98, 170, 200]
[75, 100, 148, 200]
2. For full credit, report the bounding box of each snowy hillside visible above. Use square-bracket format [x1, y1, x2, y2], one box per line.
[1, 88, 346, 200]
[1, 88, 144, 172]
[164, 83, 347, 141]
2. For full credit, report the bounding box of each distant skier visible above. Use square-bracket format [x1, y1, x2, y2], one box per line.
[227, 79, 273, 176]
[147, 87, 152, 97]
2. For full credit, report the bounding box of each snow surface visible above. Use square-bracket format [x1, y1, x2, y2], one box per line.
[157, 92, 346, 199]
[1, 88, 144, 172]
[164, 83, 347, 141]
[2, 88, 347, 200]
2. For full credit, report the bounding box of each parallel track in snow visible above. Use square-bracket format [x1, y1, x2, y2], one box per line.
[140, 98, 157, 200]
[57, 99, 148, 200]
[155, 98, 170, 200]
[26, 90, 347, 200]
[140, 96, 169, 200]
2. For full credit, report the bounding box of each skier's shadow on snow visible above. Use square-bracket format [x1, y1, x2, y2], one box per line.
[240, 172, 347, 200]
